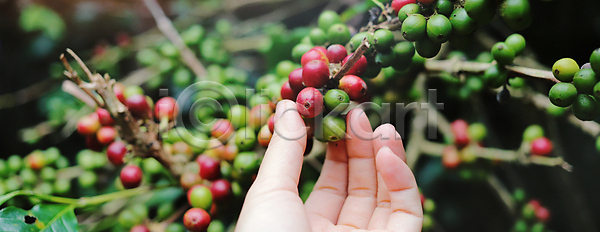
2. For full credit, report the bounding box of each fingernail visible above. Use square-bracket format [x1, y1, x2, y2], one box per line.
[275, 101, 286, 121]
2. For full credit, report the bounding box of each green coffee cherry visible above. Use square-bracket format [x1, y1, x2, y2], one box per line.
[572, 94, 598, 121]
[40, 167, 56, 182]
[53, 179, 71, 195]
[401, 14, 427, 41]
[467, 123, 487, 142]
[20, 168, 37, 186]
[504, 33, 526, 56]
[523, 125, 544, 142]
[590, 48, 600, 74]
[327, 24, 351, 45]
[491, 42, 515, 65]
[464, 0, 496, 24]
[483, 65, 508, 88]
[572, 69, 598, 94]
[233, 152, 260, 177]
[373, 29, 394, 51]
[435, 0, 454, 16]
[78, 170, 98, 188]
[235, 127, 257, 151]
[415, 38, 441, 58]
[318, 10, 341, 31]
[552, 58, 579, 82]
[7, 155, 22, 173]
[228, 105, 249, 129]
[309, 28, 327, 45]
[398, 4, 420, 22]
[426, 14, 452, 43]
[449, 8, 477, 35]
[549, 82, 578, 107]
[320, 116, 346, 142]
[324, 89, 350, 112]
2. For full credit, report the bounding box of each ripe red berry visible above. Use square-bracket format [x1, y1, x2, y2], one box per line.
[116, 32, 131, 47]
[268, 114, 275, 134]
[530, 137, 553, 156]
[130, 225, 150, 232]
[220, 142, 238, 161]
[26, 152, 45, 170]
[183, 208, 211, 232]
[96, 126, 117, 145]
[96, 108, 115, 126]
[120, 165, 143, 189]
[281, 81, 299, 101]
[302, 60, 330, 88]
[107, 141, 127, 165]
[126, 94, 152, 119]
[442, 146, 461, 169]
[326, 44, 347, 63]
[301, 49, 329, 66]
[296, 87, 324, 118]
[210, 179, 232, 202]
[154, 97, 179, 121]
[535, 206, 550, 222]
[391, 0, 417, 13]
[77, 114, 101, 135]
[288, 68, 305, 92]
[258, 125, 272, 147]
[197, 155, 221, 181]
[310, 46, 327, 55]
[338, 75, 367, 101]
[342, 53, 368, 77]
[211, 119, 235, 143]
[113, 82, 126, 104]
[86, 135, 103, 152]
[451, 120, 470, 147]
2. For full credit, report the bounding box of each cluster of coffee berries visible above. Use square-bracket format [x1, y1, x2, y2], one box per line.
[548, 48, 600, 121]
[442, 120, 488, 169]
[284, 44, 370, 143]
[522, 125, 553, 156]
[0, 148, 72, 206]
[421, 193, 437, 231]
[393, 0, 531, 57]
[483, 33, 527, 89]
[512, 189, 551, 232]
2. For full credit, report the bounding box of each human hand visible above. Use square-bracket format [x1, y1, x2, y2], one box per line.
[236, 100, 423, 232]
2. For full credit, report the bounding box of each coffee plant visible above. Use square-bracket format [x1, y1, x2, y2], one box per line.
[0, 0, 599, 231]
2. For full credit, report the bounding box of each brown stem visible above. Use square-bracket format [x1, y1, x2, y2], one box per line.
[142, 0, 207, 79]
[424, 59, 560, 83]
[332, 38, 371, 81]
[61, 50, 183, 180]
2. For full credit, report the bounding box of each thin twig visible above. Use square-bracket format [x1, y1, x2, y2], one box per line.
[424, 59, 560, 83]
[332, 38, 371, 81]
[142, 0, 207, 79]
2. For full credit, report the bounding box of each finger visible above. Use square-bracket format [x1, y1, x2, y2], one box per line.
[368, 124, 405, 230]
[376, 147, 423, 232]
[250, 100, 307, 195]
[237, 100, 310, 232]
[336, 108, 377, 229]
[305, 140, 348, 225]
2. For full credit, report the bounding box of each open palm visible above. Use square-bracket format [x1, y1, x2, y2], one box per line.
[236, 100, 423, 232]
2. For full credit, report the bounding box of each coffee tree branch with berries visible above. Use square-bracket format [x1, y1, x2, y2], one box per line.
[1, 0, 600, 231]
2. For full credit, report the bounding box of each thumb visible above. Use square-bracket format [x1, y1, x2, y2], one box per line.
[252, 100, 307, 193]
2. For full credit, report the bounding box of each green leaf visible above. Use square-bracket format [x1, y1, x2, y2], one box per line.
[0, 204, 79, 232]
[19, 4, 66, 40]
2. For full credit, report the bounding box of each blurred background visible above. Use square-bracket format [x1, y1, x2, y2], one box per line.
[1, 0, 600, 231]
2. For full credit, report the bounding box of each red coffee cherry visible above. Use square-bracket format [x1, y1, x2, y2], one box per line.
[310, 46, 327, 55]
[301, 49, 329, 66]
[107, 141, 127, 166]
[210, 179, 232, 202]
[535, 206, 550, 222]
[451, 119, 470, 147]
[130, 225, 150, 232]
[442, 146, 461, 169]
[113, 82, 127, 104]
[120, 165, 143, 189]
[96, 108, 115, 126]
[77, 114, 101, 136]
[296, 87, 324, 118]
[530, 137, 553, 156]
[268, 114, 276, 134]
[154, 97, 179, 121]
[86, 135, 103, 152]
[183, 208, 211, 232]
[288, 68, 305, 92]
[197, 155, 221, 181]
[258, 124, 272, 147]
[338, 75, 367, 101]
[125, 94, 152, 119]
[97, 126, 117, 145]
[342, 53, 368, 77]
[391, 0, 417, 13]
[326, 44, 348, 63]
[281, 81, 299, 101]
[211, 119, 235, 143]
[302, 60, 330, 88]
